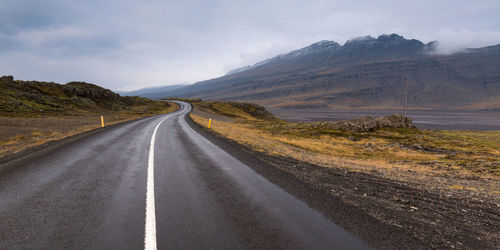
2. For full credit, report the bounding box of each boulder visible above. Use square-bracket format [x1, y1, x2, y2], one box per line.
[0, 75, 14, 82]
[321, 114, 414, 132]
[62, 81, 120, 101]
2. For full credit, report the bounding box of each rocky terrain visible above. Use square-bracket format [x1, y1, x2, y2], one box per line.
[311, 114, 414, 132]
[0, 75, 170, 117]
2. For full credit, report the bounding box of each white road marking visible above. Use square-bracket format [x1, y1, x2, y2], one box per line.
[145, 115, 170, 250]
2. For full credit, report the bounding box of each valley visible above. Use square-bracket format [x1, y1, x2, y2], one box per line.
[141, 34, 500, 115]
[3, 1, 499, 249]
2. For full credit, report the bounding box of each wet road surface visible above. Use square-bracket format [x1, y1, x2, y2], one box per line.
[0, 101, 369, 249]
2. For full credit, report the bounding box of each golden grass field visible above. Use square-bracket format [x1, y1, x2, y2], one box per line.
[190, 101, 500, 196]
[0, 78, 183, 158]
[0, 103, 178, 158]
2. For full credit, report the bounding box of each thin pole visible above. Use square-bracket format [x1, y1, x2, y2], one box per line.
[404, 78, 408, 116]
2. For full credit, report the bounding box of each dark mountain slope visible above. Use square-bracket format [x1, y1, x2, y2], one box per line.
[166, 34, 500, 110]
[118, 84, 187, 99]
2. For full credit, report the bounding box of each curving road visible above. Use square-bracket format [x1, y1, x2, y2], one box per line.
[0, 101, 369, 249]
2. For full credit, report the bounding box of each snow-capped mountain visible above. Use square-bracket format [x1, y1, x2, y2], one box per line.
[153, 34, 500, 110]
[227, 34, 434, 75]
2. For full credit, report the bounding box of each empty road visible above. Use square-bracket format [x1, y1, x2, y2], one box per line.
[0, 101, 368, 249]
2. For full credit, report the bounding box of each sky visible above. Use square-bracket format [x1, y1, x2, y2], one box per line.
[1, 0, 500, 91]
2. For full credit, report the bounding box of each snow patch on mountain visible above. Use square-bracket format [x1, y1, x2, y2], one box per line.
[226, 40, 340, 75]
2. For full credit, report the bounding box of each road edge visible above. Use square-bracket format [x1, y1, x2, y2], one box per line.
[183, 106, 426, 249]
[0, 114, 165, 173]
[0, 102, 181, 172]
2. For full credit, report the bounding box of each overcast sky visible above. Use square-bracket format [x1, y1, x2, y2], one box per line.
[1, 0, 499, 91]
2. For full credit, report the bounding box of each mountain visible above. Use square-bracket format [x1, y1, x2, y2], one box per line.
[118, 84, 187, 99]
[161, 34, 500, 110]
[226, 40, 342, 76]
[0, 75, 171, 117]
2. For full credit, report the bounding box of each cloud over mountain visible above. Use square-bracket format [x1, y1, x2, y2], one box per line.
[0, 0, 499, 91]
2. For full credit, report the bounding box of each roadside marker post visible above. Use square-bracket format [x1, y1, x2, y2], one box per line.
[404, 77, 408, 117]
[208, 118, 212, 129]
[101, 115, 104, 127]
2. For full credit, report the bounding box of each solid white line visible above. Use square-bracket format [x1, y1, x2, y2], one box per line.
[145, 115, 170, 250]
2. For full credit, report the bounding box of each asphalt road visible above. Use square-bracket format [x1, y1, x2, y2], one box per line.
[0, 101, 369, 249]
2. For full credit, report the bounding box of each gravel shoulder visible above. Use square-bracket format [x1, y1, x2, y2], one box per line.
[186, 108, 500, 249]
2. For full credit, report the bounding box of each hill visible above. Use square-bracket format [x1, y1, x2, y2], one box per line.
[118, 84, 187, 100]
[162, 34, 500, 110]
[0, 75, 177, 159]
[0, 75, 172, 117]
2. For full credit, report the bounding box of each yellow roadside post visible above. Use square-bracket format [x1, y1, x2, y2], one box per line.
[208, 118, 212, 129]
[101, 115, 104, 127]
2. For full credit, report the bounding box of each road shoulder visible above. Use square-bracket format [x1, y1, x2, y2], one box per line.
[0, 115, 161, 172]
[184, 109, 431, 249]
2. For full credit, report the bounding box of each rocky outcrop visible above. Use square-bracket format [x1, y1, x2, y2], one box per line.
[62, 82, 120, 101]
[0, 75, 14, 83]
[314, 114, 414, 132]
[0, 76, 170, 117]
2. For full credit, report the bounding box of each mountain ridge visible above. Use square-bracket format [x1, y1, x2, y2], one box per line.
[154, 34, 500, 110]
[227, 34, 435, 76]
[118, 84, 188, 100]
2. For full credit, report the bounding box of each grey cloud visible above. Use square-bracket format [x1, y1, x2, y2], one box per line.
[0, 33, 21, 51]
[0, 0, 82, 34]
[0, 0, 499, 91]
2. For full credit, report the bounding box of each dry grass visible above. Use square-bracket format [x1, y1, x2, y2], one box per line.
[0, 103, 178, 158]
[190, 104, 500, 195]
